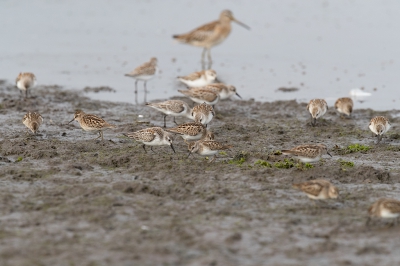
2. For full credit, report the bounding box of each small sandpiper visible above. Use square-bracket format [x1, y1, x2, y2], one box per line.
[125, 57, 158, 95]
[16, 72, 37, 98]
[334, 97, 353, 117]
[178, 88, 220, 106]
[68, 110, 116, 141]
[369, 116, 391, 144]
[293, 179, 339, 200]
[207, 83, 241, 100]
[178, 69, 217, 87]
[123, 127, 175, 153]
[191, 102, 215, 126]
[187, 140, 232, 163]
[146, 100, 192, 127]
[22, 112, 43, 135]
[307, 99, 328, 126]
[282, 144, 332, 163]
[166, 122, 207, 142]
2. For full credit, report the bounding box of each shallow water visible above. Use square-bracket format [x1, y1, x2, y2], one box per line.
[1, 0, 400, 110]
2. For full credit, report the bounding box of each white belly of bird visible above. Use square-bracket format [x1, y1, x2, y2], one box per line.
[198, 148, 218, 156]
[142, 140, 165, 146]
[306, 193, 327, 200]
[297, 156, 320, 163]
[181, 133, 203, 141]
[190, 97, 219, 106]
[380, 209, 399, 218]
[134, 74, 154, 81]
[180, 78, 210, 87]
[17, 80, 35, 90]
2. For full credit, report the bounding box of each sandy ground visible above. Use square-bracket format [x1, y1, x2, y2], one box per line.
[1, 82, 400, 266]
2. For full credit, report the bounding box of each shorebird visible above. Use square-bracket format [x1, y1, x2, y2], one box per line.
[173, 10, 250, 68]
[369, 116, 391, 144]
[293, 179, 339, 200]
[207, 83, 241, 100]
[145, 100, 192, 127]
[191, 102, 215, 126]
[16, 72, 36, 98]
[367, 198, 400, 226]
[282, 144, 332, 163]
[178, 69, 217, 87]
[22, 112, 43, 135]
[124, 57, 158, 102]
[178, 88, 220, 106]
[166, 122, 207, 142]
[335, 97, 353, 117]
[307, 99, 328, 126]
[123, 127, 175, 154]
[68, 110, 116, 141]
[187, 140, 232, 163]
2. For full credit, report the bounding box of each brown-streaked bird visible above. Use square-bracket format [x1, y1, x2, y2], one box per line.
[334, 97, 353, 117]
[22, 112, 43, 135]
[173, 10, 250, 68]
[16, 72, 37, 98]
[282, 144, 332, 163]
[369, 116, 391, 144]
[145, 100, 192, 128]
[292, 179, 339, 200]
[178, 88, 220, 106]
[125, 57, 158, 95]
[367, 198, 400, 226]
[178, 69, 217, 87]
[68, 110, 116, 141]
[187, 140, 232, 163]
[123, 127, 175, 154]
[307, 99, 328, 126]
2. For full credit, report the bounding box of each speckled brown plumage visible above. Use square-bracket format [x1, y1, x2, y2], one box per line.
[178, 88, 220, 105]
[334, 97, 353, 117]
[22, 111, 43, 134]
[192, 102, 215, 125]
[123, 127, 175, 153]
[166, 122, 206, 141]
[16, 72, 37, 98]
[146, 100, 192, 127]
[293, 179, 339, 200]
[282, 144, 331, 163]
[69, 110, 116, 141]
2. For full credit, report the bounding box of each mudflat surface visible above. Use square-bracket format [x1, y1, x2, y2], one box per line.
[1, 83, 400, 266]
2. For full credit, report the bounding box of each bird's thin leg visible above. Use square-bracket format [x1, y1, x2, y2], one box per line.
[201, 48, 207, 70]
[377, 134, 382, 144]
[173, 117, 178, 125]
[144, 81, 147, 103]
[142, 144, 147, 153]
[134, 80, 138, 94]
[94, 131, 102, 140]
[207, 48, 212, 69]
[25, 89, 28, 99]
[163, 114, 167, 128]
[101, 131, 104, 141]
[209, 155, 217, 163]
[150, 146, 157, 154]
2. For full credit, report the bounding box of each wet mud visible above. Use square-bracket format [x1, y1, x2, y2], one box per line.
[1, 83, 400, 265]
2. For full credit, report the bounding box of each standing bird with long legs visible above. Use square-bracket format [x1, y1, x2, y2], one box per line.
[173, 10, 250, 69]
[124, 57, 158, 103]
